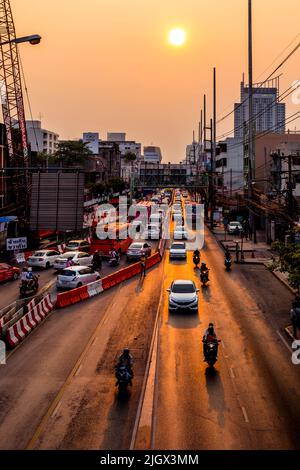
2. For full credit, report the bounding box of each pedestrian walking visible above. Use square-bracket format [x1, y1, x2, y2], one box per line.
[140, 254, 146, 278]
[235, 241, 240, 263]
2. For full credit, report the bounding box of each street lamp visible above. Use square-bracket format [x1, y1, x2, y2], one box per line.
[0, 34, 41, 47]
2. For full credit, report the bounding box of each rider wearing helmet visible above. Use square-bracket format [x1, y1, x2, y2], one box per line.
[116, 348, 134, 385]
[203, 323, 218, 359]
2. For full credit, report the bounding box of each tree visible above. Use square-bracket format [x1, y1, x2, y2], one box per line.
[124, 151, 137, 163]
[270, 238, 300, 292]
[52, 141, 93, 166]
[105, 177, 126, 193]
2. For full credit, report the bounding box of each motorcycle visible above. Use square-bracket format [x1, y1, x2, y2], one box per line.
[109, 255, 120, 267]
[115, 364, 132, 393]
[19, 276, 39, 298]
[225, 257, 232, 271]
[200, 269, 210, 286]
[193, 255, 200, 268]
[203, 339, 221, 367]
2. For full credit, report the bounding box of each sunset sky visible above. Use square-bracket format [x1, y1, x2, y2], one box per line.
[11, 0, 300, 162]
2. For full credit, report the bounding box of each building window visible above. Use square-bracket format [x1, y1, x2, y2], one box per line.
[43, 132, 47, 139]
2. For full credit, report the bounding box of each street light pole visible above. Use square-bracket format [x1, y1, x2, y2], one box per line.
[248, 0, 257, 243]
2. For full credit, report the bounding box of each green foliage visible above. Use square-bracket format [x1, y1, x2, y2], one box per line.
[52, 141, 93, 166]
[271, 239, 300, 292]
[124, 151, 137, 162]
[105, 177, 126, 193]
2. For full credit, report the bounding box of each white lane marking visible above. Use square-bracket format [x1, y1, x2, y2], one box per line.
[51, 401, 62, 418]
[230, 367, 235, 379]
[241, 406, 249, 423]
[277, 330, 292, 352]
[221, 340, 225, 349]
[75, 364, 82, 377]
[91, 336, 98, 347]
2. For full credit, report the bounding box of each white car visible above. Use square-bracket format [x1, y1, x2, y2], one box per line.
[169, 242, 187, 260]
[53, 251, 93, 271]
[227, 221, 243, 234]
[147, 224, 161, 239]
[174, 226, 188, 240]
[28, 250, 60, 269]
[56, 266, 100, 290]
[168, 280, 199, 313]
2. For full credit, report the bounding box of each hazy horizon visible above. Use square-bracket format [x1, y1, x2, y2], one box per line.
[10, 0, 300, 162]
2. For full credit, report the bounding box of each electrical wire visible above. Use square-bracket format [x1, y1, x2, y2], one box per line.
[17, 46, 40, 152]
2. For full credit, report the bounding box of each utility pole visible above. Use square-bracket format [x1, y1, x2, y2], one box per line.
[203, 95, 207, 152]
[210, 118, 214, 230]
[248, 0, 257, 243]
[287, 154, 294, 222]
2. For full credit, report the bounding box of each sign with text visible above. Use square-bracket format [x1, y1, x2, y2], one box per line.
[6, 237, 27, 251]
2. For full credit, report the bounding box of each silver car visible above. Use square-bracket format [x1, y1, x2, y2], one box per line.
[126, 242, 152, 260]
[169, 242, 187, 260]
[168, 280, 199, 312]
[53, 251, 93, 271]
[56, 265, 100, 290]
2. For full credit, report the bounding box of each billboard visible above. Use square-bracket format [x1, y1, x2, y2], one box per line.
[83, 133, 99, 154]
[30, 172, 85, 231]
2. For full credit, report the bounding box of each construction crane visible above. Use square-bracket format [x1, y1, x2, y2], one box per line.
[0, 0, 28, 166]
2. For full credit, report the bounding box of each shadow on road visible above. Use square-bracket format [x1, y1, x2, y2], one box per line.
[204, 367, 226, 427]
[167, 310, 201, 329]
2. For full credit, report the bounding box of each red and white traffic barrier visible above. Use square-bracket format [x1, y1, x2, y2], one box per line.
[6, 294, 54, 348]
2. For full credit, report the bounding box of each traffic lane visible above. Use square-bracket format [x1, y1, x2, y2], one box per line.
[0, 285, 125, 450]
[154, 228, 300, 449]
[155, 249, 248, 450]
[200, 232, 300, 448]
[29, 261, 163, 450]
[0, 268, 56, 310]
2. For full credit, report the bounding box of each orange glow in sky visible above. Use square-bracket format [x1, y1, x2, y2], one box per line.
[10, 0, 300, 162]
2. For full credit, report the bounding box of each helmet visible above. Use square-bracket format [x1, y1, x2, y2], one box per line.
[208, 323, 214, 334]
[201, 261, 206, 266]
[209, 322, 214, 328]
[123, 348, 130, 355]
[28, 267, 32, 272]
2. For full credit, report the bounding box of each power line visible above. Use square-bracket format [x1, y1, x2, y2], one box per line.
[216, 41, 300, 126]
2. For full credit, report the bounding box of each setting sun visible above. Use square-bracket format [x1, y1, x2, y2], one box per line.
[168, 28, 186, 47]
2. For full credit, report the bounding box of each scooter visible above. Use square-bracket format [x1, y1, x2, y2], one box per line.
[115, 365, 132, 393]
[193, 255, 200, 268]
[19, 276, 39, 298]
[109, 255, 120, 267]
[225, 257, 232, 271]
[200, 269, 210, 286]
[203, 339, 221, 367]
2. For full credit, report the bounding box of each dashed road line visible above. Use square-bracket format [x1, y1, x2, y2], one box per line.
[241, 406, 249, 423]
[277, 330, 292, 352]
[230, 367, 235, 379]
[51, 401, 62, 419]
[74, 364, 82, 377]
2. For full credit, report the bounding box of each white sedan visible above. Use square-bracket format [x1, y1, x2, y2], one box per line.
[53, 251, 93, 271]
[28, 250, 60, 269]
[174, 226, 188, 240]
[56, 266, 101, 290]
[227, 221, 243, 234]
[169, 242, 187, 260]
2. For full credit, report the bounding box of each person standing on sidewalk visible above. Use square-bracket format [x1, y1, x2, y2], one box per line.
[140, 253, 147, 278]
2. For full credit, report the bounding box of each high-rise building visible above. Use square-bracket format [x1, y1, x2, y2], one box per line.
[234, 80, 285, 139]
[143, 146, 162, 163]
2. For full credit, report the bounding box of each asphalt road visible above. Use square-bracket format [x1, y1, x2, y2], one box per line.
[0, 241, 158, 310]
[153, 227, 300, 449]
[0, 240, 161, 450]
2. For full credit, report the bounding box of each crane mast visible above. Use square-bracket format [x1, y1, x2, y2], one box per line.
[0, 0, 28, 166]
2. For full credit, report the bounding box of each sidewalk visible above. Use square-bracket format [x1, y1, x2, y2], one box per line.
[212, 224, 275, 264]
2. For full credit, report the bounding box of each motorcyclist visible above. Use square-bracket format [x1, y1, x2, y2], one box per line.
[225, 246, 231, 260]
[193, 249, 201, 263]
[65, 256, 74, 268]
[109, 248, 119, 264]
[203, 323, 218, 359]
[116, 348, 134, 385]
[26, 267, 37, 289]
[200, 261, 209, 279]
[21, 267, 28, 284]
